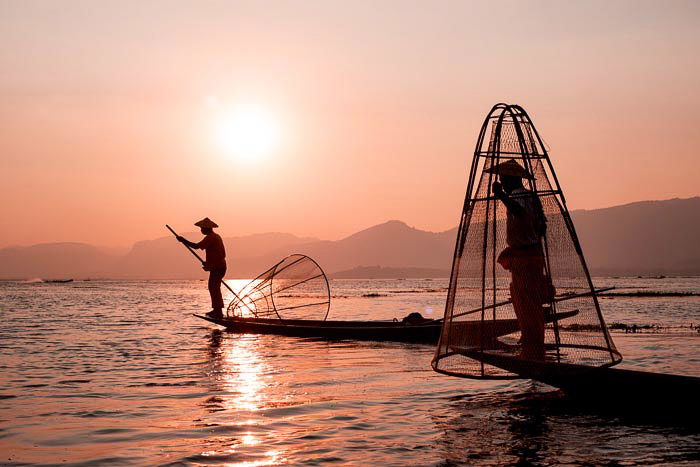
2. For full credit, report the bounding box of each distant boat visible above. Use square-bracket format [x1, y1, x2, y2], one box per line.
[43, 279, 73, 283]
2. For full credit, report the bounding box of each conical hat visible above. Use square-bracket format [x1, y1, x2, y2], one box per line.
[194, 217, 218, 229]
[484, 159, 533, 179]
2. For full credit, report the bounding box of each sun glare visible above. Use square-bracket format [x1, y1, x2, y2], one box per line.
[214, 106, 280, 163]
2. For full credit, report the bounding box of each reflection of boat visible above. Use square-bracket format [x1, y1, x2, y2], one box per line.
[194, 310, 578, 345]
[43, 279, 74, 283]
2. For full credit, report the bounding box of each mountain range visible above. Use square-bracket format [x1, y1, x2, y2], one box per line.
[1, 197, 698, 279]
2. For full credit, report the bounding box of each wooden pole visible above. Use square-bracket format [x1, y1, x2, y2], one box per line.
[436, 286, 615, 323]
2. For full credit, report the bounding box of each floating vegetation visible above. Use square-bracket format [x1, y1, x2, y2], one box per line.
[389, 288, 445, 294]
[599, 291, 699, 297]
[559, 324, 603, 332]
[608, 322, 699, 333]
[557, 322, 699, 334]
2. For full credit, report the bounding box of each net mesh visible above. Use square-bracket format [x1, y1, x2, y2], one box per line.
[227, 254, 331, 321]
[432, 104, 621, 379]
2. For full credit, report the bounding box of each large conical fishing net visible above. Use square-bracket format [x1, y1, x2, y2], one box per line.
[227, 254, 331, 321]
[432, 104, 621, 379]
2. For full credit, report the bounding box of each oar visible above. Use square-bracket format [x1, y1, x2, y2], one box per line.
[165, 224, 254, 315]
[434, 286, 615, 323]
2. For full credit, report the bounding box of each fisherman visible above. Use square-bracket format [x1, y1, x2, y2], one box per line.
[487, 159, 549, 360]
[176, 218, 227, 319]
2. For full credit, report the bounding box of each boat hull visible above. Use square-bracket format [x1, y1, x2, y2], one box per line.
[194, 310, 579, 345]
[194, 315, 443, 344]
[453, 347, 700, 412]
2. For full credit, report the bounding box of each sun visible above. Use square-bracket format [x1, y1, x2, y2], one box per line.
[213, 106, 280, 162]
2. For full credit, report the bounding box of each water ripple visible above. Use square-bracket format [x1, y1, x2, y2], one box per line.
[0, 279, 698, 465]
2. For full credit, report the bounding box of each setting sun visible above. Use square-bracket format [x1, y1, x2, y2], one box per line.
[213, 106, 280, 162]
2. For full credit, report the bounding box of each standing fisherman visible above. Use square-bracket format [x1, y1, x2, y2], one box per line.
[177, 218, 227, 319]
[487, 159, 549, 360]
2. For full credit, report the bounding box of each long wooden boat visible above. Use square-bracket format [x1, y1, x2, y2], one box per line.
[195, 314, 442, 343]
[194, 309, 578, 345]
[453, 347, 700, 411]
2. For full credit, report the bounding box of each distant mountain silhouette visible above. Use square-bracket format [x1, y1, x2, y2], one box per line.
[0, 233, 317, 280]
[111, 232, 319, 279]
[331, 266, 450, 279]
[571, 197, 700, 275]
[0, 243, 117, 280]
[1, 197, 698, 279]
[255, 220, 456, 273]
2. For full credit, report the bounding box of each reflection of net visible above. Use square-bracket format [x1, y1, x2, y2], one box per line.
[432, 104, 621, 379]
[227, 254, 331, 321]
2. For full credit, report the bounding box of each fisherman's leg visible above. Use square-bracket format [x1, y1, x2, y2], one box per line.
[510, 261, 544, 360]
[520, 295, 544, 359]
[510, 268, 529, 349]
[520, 257, 545, 359]
[208, 268, 226, 317]
[511, 284, 543, 359]
[510, 282, 531, 346]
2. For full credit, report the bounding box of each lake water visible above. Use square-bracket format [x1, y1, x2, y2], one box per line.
[1, 277, 699, 465]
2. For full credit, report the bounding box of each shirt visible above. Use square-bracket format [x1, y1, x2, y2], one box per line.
[196, 232, 227, 269]
[506, 188, 546, 248]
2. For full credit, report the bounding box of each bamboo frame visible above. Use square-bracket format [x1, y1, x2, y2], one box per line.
[227, 254, 331, 321]
[432, 104, 623, 379]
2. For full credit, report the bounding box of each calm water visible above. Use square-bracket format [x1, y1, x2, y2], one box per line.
[1, 278, 699, 466]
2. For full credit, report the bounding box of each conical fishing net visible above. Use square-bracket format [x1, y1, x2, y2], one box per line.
[432, 104, 622, 379]
[227, 254, 331, 321]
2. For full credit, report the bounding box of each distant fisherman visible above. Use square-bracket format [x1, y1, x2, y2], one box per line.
[177, 218, 227, 319]
[487, 159, 549, 360]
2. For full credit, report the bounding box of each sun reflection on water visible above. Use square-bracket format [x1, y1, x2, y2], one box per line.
[202, 331, 280, 464]
[226, 451, 282, 467]
[241, 433, 261, 446]
[198, 448, 282, 467]
[220, 336, 267, 411]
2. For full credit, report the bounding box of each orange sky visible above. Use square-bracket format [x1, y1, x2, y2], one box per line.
[1, 1, 699, 248]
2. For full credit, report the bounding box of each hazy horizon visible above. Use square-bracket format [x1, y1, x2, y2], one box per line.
[2, 1, 699, 249]
[0, 196, 695, 250]
[2, 197, 699, 280]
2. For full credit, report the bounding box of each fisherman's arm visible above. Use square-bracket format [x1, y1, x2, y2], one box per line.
[176, 236, 201, 249]
[492, 182, 525, 216]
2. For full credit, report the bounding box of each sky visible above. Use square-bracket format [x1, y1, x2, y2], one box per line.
[1, 0, 699, 248]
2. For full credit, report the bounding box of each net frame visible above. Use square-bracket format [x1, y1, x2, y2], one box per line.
[432, 103, 622, 379]
[226, 254, 331, 321]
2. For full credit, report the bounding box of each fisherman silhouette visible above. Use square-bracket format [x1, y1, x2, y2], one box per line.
[487, 159, 548, 360]
[177, 218, 227, 319]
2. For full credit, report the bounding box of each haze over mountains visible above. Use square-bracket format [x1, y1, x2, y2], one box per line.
[1, 197, 699, 279]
